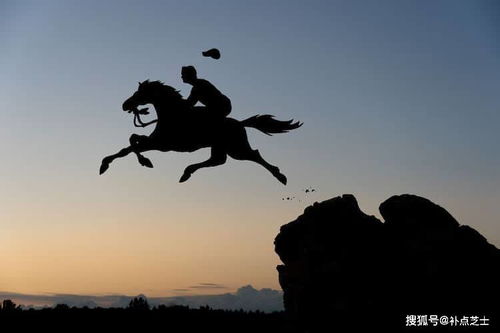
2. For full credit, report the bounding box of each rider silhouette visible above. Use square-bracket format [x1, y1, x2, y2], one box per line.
[181, 65, 232, 121]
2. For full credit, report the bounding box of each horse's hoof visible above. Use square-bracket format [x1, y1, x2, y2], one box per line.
[139, 157, 154, 168]
[99, 163, 109, 175]
[179, 172, 191, 183]
[276, 173, 287, 185]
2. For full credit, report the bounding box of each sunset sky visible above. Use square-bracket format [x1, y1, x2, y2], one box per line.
[1, 0, 499, 299]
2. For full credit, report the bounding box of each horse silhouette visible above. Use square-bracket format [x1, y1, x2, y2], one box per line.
[99, 80, 302, 184]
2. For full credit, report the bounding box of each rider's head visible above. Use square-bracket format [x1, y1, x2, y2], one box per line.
[181, 66, 197, 84]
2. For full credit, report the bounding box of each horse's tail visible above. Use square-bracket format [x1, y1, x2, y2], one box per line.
[241, 114, 302, 136]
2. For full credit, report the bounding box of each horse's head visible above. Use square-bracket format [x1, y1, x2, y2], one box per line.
[122, 80, 182, 113]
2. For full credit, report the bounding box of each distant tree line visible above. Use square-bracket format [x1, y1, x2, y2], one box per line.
[0, 297, 298, 332]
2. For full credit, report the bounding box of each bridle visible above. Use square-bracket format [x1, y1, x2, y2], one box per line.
[130, 107, 158, 128]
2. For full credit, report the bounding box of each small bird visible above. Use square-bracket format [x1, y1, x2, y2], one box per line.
[202, 48, 221, 60]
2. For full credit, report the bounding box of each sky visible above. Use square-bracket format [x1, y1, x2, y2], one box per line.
[0, 0, 499, 299]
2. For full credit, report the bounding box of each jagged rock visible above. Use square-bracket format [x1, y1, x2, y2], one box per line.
[275, 194, 500, 331]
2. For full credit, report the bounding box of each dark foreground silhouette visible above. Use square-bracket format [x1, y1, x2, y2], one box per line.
[275, 194, 500, 332]
[100, 79, 301, 184]
[0, 298, 298, 332]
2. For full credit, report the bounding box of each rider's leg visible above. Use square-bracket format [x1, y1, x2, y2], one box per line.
[210, 100, 231, 118]
[179, 147, 227, 182]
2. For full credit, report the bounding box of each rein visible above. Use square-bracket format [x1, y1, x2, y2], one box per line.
[131, 108, 158, 128]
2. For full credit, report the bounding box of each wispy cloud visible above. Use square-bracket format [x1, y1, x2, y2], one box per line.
[188, 283, 227, 290]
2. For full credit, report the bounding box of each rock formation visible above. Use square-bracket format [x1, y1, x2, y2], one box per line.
[275, 194, 500, 331]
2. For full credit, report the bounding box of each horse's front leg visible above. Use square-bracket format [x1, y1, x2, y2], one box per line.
[129, 134, 154, 168]
[99, 146, 134, 174]
[100, 135, 159, 175]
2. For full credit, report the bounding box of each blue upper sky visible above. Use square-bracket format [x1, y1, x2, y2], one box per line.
[0, 0, 499, 295]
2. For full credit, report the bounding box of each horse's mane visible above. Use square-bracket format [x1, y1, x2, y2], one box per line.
[140, 79, 183, 100]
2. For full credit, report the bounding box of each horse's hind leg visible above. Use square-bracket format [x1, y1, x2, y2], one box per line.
[179, 147, 227, 183]
[228, 145, 287, 185]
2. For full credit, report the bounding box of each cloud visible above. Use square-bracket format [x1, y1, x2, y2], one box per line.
[0, 285, 284, 312]
[199, 283, 223, 287]
[187, 283, 228, 290]
[153, 285, 283, 312]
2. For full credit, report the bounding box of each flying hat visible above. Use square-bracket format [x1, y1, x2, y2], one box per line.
[202, 48, 221, 60]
